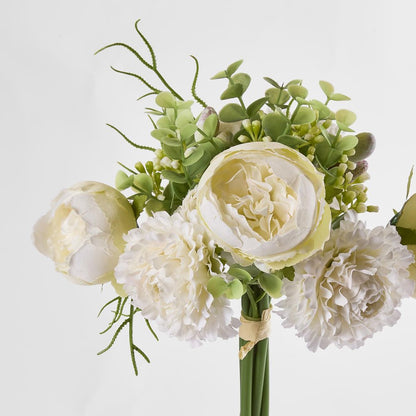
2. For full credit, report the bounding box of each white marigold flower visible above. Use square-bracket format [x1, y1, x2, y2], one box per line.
[277, 212, 415, 351]
[115, 209, 238, 345]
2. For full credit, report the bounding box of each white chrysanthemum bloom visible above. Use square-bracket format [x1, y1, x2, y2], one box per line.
[277, 212, 415, 351]
[115, 208, 238, 345]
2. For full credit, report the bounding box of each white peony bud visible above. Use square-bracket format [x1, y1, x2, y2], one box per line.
[33, 181, 137, 286]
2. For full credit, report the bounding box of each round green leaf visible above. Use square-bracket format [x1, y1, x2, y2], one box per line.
[258, 273, 282, 298]
[292, 107, 316, 125]
[225, 279, 244, 299]
[226, 59, 243, 76]
[155, 92, 176, 108]
[319, 80, 334, 97]
[228, 266, 252, 283]
[231, 73, 251, 93]
[335, 135, 358, 151]
[207, 276, 228, 297]
[115, 171, 133, 190]
[288, 85, 308, 99]
[335, 109, 356, 126]
[219, 103, 247, 122]
[262, 112, 289, 139]
[133, 173, 153, 194]
[221, 83, 244, 100]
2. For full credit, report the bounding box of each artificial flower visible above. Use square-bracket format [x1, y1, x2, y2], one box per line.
[194, 141, 331, 271]
[33, 181, 136, 286]
[115, 209, 238, 345]
[277, 212, 415, 351]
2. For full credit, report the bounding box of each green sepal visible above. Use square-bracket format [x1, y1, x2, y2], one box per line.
[262, 112, 289, 139]
[219, 103, 247, 122]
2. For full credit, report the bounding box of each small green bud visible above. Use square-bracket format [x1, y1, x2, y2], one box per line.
[323, 120, 332, 128]
[366, 205, 379, 212]
[343, 191, 357, 204]
[357, 192, 368, 203]
[340, 154, 348, 163]
[356, 202, 367, 213]
[314, 135, 324, 143]
[345, 171, 353, 183]
[307, 146, 315, 155]
[155, 149, 163, 158]
[242, 119, 252, 132]
[252, 120, 261, 137]
[145, 161, 154, 174]
[135, 162, 146, 173]
[238, 135, 251, 143]
[337, 163, 348, 176]
[335, 177, 345, 186]
[347, 161, 356, 170]
[156, 194, 166, 201]
[345, 149, 356, 157]
[307, 154, 314, 161]
[154, 172, 161, 187]
[262, 135, 272, 142]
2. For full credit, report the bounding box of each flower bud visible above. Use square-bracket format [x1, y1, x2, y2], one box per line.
[135, 161, 146, 173]
[367, 205, 379, 212]
[356, 202, 367, 213]
[238, 135, 251, 143]
[349, 132, 376, 162]
[262, 136, 272, 142]
[145, 161, 154, 174]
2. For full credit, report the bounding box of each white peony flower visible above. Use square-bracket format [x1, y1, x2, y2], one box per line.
[277, 212, 415, 351]
[33, 181, 137, 288]
[194, 142, 331, 272]
[115, 209, 238, 345]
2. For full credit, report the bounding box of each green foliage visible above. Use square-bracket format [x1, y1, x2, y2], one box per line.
[219, 103, 247, 122]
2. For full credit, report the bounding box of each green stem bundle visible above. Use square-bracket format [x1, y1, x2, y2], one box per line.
[239, 286, 270, 416]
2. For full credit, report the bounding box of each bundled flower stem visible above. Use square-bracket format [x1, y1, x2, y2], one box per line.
[240, 287, 270, 416]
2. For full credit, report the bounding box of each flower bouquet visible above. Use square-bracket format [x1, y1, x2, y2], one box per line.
[33, 21, 416, 416]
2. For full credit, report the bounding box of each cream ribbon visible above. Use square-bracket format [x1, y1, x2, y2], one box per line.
[239, 306, 272, 360]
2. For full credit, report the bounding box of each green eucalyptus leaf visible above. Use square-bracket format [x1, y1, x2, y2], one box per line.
[145, 198, 165, 215]
[292, 107, 316, 125]
[262, 112, 289, 139]
[336, 121, 355, 132]
[207, 276, 228, 297]
[232, 73, 251, 93]
[227, 59, 243, 76]
[182, 146, 205, 166]
[330, 93, 351, 101]
[266, 88, 290, 106]
[203, 113, 218, 137]
[309, 100, 331, 119]
[156, 116, 173, 129]
[278, 135, 307, 147]
[162, 143, 182, 160]
[219, 103, 247, 122]
[155, 91, 176, 108]
[319, 80, 334, 97]
[288, 85, 308, 99]
[263, 77, 281, 88]
[180, 124, 198, 141]
[285, 79, 302, 87]
[133, 173, 153, 194]
[335, 135, 358, 151]
[211, 70, 227, 80]
[316, 141, 342, 167]
[258, 273, 282, 298]
[151, 128, 176, 141]
[225, 279, 244, 299]
[247, 97, 268, 117]
[132, 194, 147, 218]
[115, 171, 133, 190]
[175, 110, 195, 128]
[221, 83, 244, 100]
[176, 100, 194, 109]
[161, 170, 188, 183]
[228, 266, 253, 283]
[335, 109, 356, 126]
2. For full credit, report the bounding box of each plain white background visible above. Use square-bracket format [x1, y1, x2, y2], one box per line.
[2, 0, 416, 415]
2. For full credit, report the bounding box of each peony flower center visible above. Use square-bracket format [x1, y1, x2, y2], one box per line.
[48, 204, 87, 267]
[211, 160, 298, 241]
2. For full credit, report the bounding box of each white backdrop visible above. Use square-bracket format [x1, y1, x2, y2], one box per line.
[2, 1, 416, 415]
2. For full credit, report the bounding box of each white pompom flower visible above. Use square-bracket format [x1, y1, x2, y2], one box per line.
[277, 212, 415, 351]
[115, 209, 238, 345]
